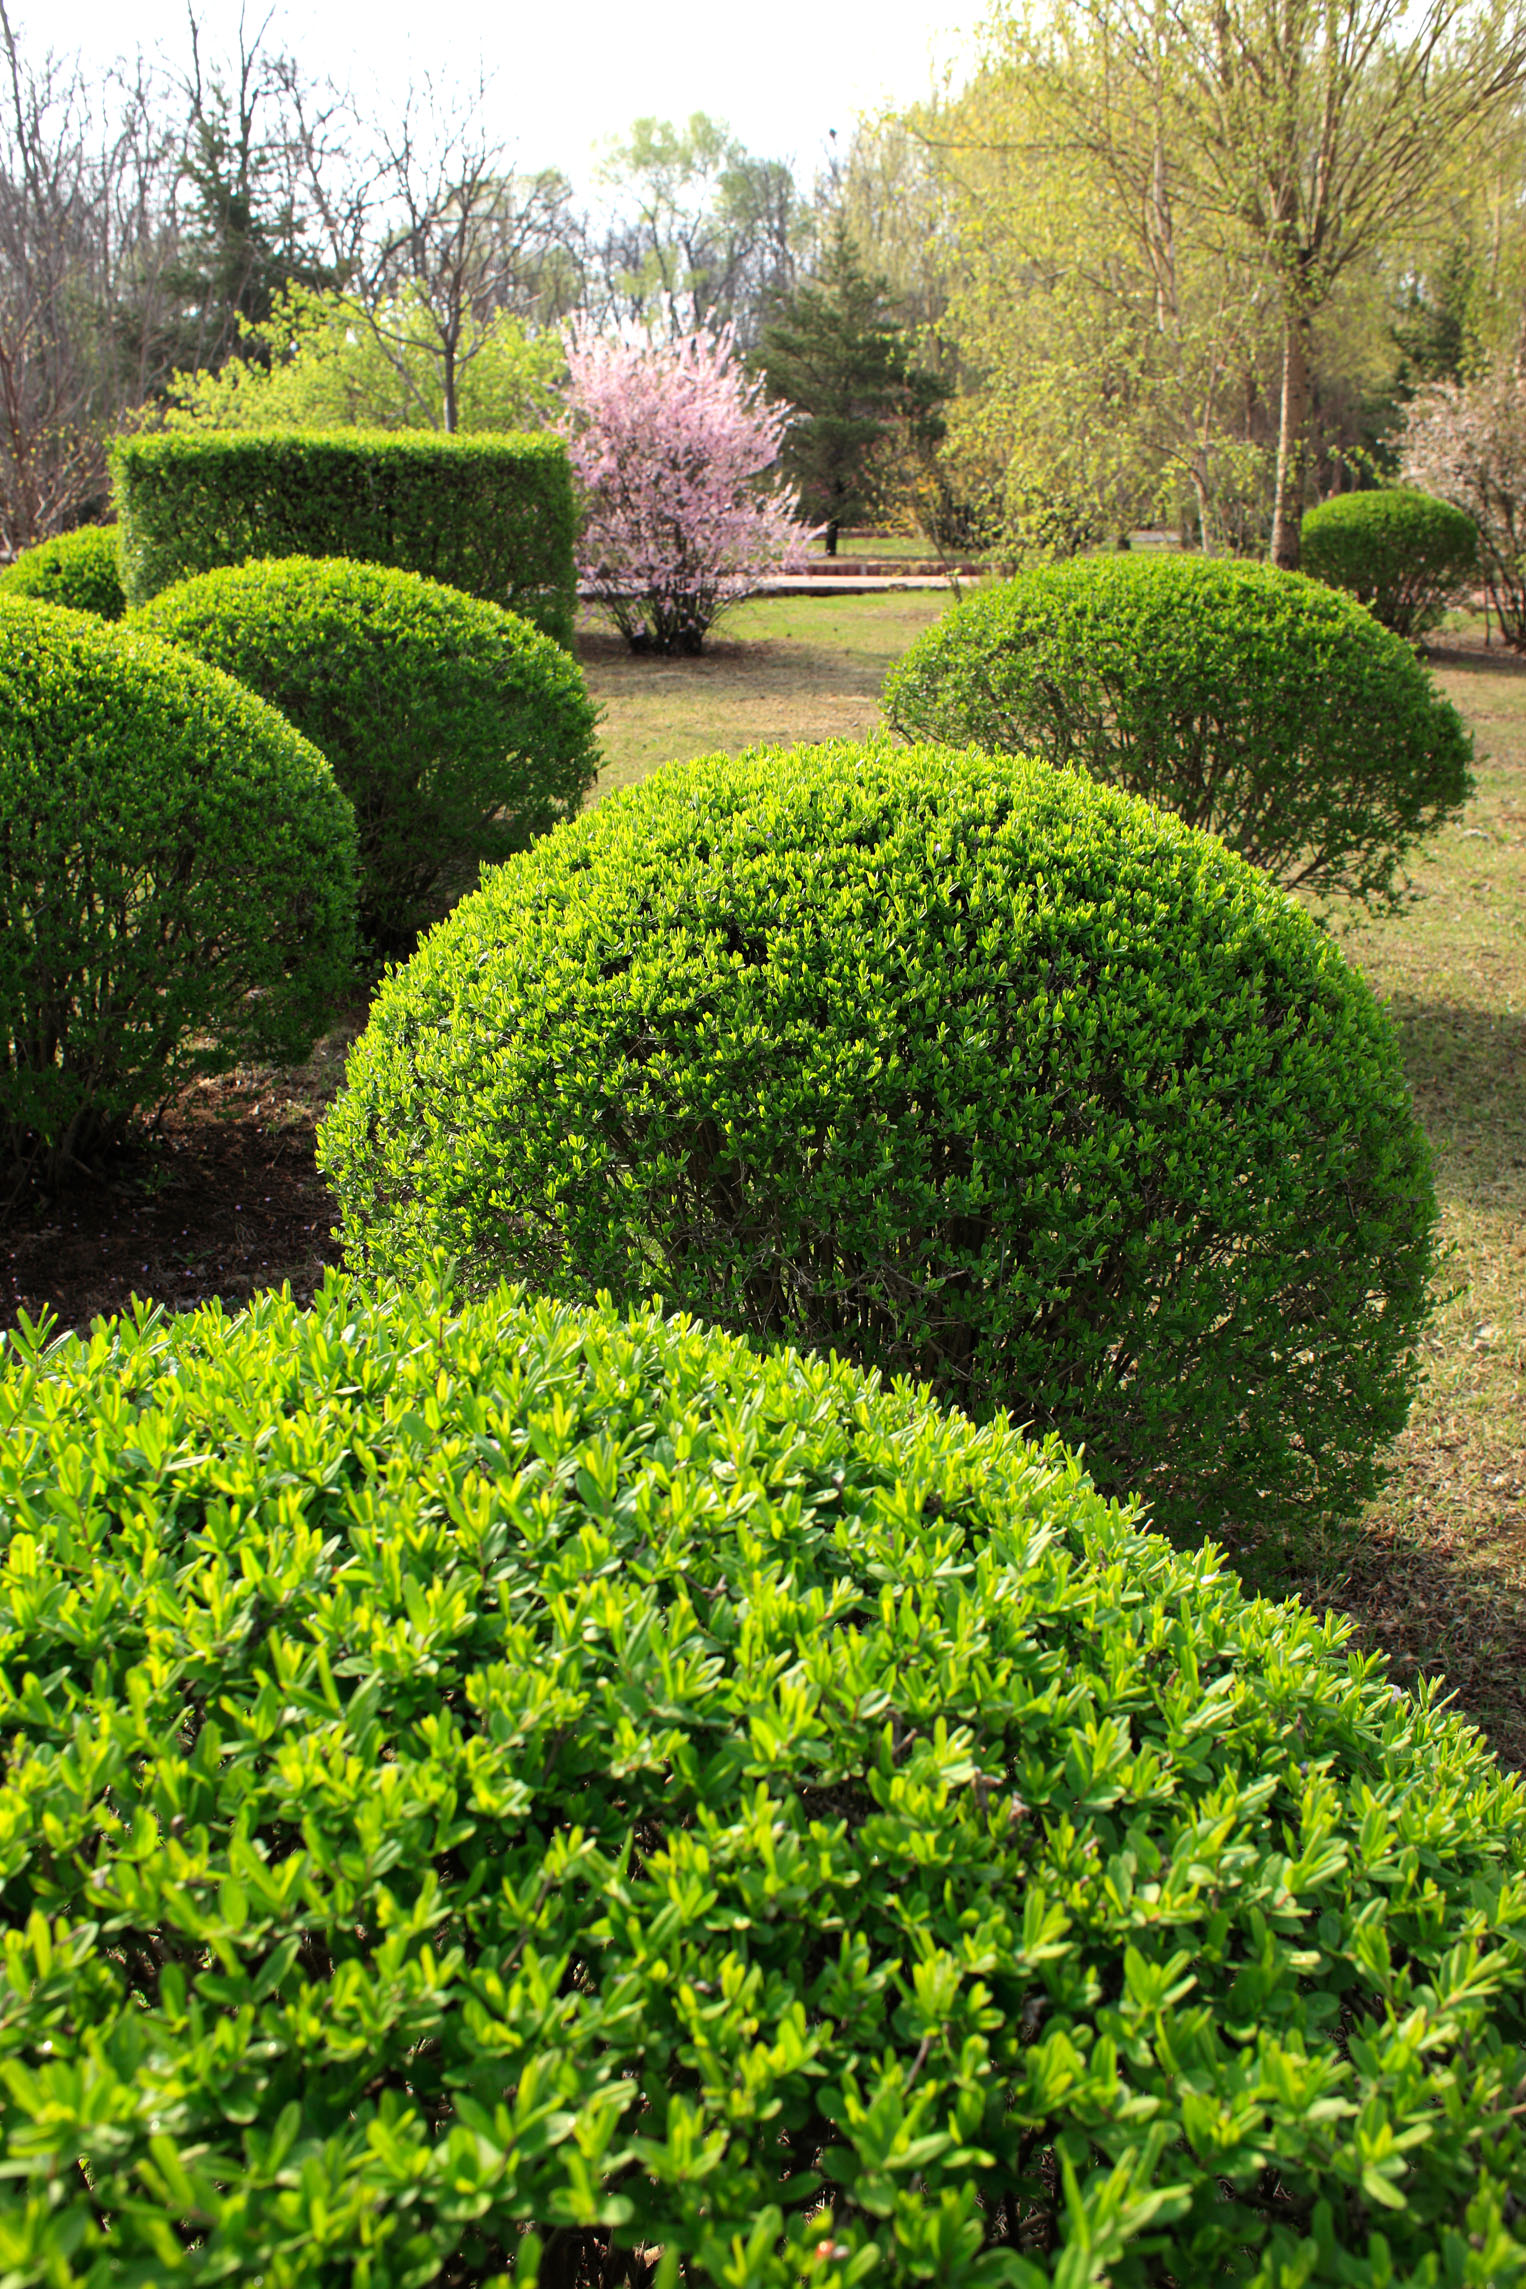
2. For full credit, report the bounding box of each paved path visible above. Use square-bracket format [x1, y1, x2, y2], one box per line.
[578, 572, 967, 601]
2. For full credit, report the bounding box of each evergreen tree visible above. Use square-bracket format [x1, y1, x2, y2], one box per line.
[756, 222, 947, 553]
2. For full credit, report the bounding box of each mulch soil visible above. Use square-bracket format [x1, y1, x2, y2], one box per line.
[1, 1040, 358, 1341]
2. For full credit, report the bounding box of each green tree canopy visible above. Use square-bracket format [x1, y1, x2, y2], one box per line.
[756, 223, 948, 552]
[165, 285, 562, 433]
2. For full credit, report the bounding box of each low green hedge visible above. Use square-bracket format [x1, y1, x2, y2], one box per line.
[109, 428, 577, 645]
[0, 1271, 1521, 2287]
[881, 556, 1473, 912]
[1301, 488, 1478, 638]
[0, 524, 125, 619]
[136, 558, 602, 954]
[320, 739, 1437, 1547]
[0, 598, 355, 1184]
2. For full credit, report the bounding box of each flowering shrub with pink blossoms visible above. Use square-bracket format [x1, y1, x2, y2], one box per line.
[563, 320, 814, 653]
[1400, 363, 1526, 648]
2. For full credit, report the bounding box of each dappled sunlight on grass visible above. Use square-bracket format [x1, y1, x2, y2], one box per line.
[580, 590, 954, 797]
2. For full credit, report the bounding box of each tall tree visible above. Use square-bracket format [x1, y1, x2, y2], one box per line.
[0, 4, 186, 544]
[168, 12, 356, 372]
[594, 113, 797, 341]
[1083, 0, 1526, 565]
[928, 0, 1526, 566]
[368, 81, 580, 433]
[756, 221, 948, 552]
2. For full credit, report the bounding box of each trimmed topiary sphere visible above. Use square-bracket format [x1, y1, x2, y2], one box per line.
[320, 740, 1438, 1545]
[0, 597, 356, 1184]
[1, 1270, 1521, 2287]
[0, 523, 125, 619]
[134, 556, 601, 953]
[1301, 486, 1479, 639]
[881, 555, 1473, 913]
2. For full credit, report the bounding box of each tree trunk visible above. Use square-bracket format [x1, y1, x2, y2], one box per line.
[1270, 303, 1312, 570]
[825, 519, 839, 556]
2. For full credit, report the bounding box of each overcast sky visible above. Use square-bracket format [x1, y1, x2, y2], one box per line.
[23, 0, 982, 189]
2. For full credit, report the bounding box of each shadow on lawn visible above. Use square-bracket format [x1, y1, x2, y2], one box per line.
[1382, 997, 1526, 1207]
[1293, 1521, 1526, 1772]
[1226, 1483, 1526, 1771]
[1423, 635, 1526, 680]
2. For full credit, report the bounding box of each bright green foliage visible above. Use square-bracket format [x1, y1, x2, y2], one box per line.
[164, 284, 565, 435]
[0, 1270, 1521, 2288]
[0, 598, 356, 1183]
[881, 556, 1474, 912]
[0, 525, 125, 620]
[109, 428, 578, 646]
[135, 558, 601, 956]
[1301, 488, 1478, 639]
[320, 740, 1437, 1545]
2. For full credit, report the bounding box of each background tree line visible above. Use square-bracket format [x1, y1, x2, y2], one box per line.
[8, 0, 1526, 567]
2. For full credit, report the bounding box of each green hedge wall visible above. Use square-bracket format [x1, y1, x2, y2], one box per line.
[0, 1270, 1522, 2287]
[109, 429, 577, 645]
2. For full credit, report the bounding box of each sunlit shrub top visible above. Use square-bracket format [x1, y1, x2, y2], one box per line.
[0, 1271, 1522, 2286]
[322, 738, 1437, 1546]
[882, 554, 1473, 912]
[0, 524, 125, 620]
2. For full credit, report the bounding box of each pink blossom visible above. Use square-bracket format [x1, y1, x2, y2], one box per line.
[1400, 365, 1526, 647]
[563, 320, 816, 653]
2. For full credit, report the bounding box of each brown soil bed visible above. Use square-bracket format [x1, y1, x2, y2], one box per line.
[1, 1032, 358, 1339]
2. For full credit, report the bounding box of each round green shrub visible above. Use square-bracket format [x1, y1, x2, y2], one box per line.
[1301, 487, 1478, 639]
[881, 555, 1474, 913]
[1, 1269, 1521, 2288]
[319, 740, 1437, 1546]
[0, 523, 125, 619]
[134, 556, 601, 955]
[0, 597, 356, 1184]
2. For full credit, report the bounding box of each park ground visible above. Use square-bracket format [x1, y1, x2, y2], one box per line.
[3, 587, 1522, 1759]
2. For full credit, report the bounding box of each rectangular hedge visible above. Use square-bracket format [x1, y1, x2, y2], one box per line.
[109, 429, 577, 645]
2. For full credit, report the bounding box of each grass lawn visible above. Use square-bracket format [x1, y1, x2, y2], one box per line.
[1294, 632, 1526, 1763]
[811, 531, 970, 562]
[582, 596, 1526, 1765]
[581, 592, 954, 799]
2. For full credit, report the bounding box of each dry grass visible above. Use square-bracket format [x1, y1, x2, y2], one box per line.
[581, 598, 1526, 1765]
[580, 592, 953, 798]
[1280, 633, 1526, 1762]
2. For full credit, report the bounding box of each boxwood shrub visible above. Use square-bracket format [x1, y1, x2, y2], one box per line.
[0, 1269, 1521, 2287]
[109, 428, 577, 645]
[1301, 487, 1478, 639]
[0, 597, 356, 1184]
[881, 556, 1473, 913]
[0, 523, 125, 619]
[136, 557, 601, 954]
[320, 740, 1437, 1547]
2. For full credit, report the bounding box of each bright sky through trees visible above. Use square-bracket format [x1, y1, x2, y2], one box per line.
[24, 0, 975, 185]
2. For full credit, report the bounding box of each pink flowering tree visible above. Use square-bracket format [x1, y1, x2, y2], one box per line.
[563, 321, 815, 654]
[1400, 364, 1526, 648]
